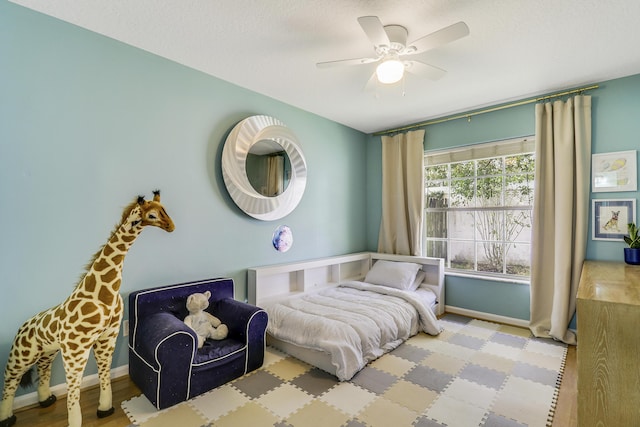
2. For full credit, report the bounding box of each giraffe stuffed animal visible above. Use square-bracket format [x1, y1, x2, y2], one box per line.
[0, 191, 174, 427]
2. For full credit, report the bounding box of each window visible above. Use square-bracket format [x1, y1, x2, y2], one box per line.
[424, 138, 535, 279]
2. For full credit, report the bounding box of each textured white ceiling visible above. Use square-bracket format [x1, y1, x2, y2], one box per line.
[10, 0, 640, 134]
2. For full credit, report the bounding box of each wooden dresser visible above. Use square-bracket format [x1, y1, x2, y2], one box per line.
[576, 260, 640, 426]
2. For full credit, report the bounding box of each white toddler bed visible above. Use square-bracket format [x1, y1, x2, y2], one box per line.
[248, 252, 444, 380]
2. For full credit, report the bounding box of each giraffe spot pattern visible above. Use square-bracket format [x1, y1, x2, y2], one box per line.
[19, 335, 30, 348]
[76, 316, 102, 333]
[84, 274, 97, 292]
[98, 287, 115, 305]
[76, 291, 94, 300]
[94, 257, 110, 272]
[101, 268, 117, 285]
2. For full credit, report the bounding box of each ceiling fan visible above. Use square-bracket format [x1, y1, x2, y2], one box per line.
[317, 16, 469, 87]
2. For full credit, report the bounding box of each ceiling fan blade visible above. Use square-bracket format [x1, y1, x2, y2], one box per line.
[316, 56, 379, 68]
[357, 16, 390, 47]
[407, 21, 469, 54]
[405, 60, 446, 80]
[363, 72, 378, 91]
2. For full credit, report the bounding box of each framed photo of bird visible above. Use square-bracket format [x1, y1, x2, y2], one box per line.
[592, 150, 637, 192]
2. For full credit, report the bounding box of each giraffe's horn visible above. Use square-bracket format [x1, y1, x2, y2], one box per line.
[137, 195, 145, 205]
[153, 190, 161, 202]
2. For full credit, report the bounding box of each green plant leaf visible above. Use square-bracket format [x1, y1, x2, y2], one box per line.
[625, 223, 640, 247]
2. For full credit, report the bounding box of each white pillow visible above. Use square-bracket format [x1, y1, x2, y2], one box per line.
[410, 270, 426, 292]
[364, 260, 422, 291]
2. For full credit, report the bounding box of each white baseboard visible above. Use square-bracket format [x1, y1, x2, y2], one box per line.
[445, 305, 530, 329]
[13, 365, 129, 410]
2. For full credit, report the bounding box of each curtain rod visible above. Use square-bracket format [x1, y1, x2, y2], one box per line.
[372, 84, 600, 136]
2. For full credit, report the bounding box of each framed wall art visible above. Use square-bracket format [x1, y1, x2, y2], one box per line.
[592, 199, 636, 241]
[592, 150, 637, 192]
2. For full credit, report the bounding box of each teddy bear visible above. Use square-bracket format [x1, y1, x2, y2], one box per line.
[184, 291, 228, 348]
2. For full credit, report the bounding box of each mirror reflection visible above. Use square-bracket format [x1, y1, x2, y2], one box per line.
[246, 140, 292, 197]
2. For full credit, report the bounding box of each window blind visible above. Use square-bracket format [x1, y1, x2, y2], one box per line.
[425, 136, 535, 166]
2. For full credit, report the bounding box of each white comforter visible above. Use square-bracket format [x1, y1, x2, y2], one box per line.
[266, 280, 443, 380]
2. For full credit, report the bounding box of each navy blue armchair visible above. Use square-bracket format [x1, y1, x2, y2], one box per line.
[128, 278, 268, 409]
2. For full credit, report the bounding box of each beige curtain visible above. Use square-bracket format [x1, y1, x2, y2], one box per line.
[377, 129, 425, 256]
[530, 95, 591, 345]
[266, 155, 284, 196]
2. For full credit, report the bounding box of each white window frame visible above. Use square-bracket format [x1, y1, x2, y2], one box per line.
[424, 137, 535, 282]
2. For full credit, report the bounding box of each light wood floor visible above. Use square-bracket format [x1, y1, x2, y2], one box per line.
[13, 345, 577, 427]
[12, 377, 140, 427]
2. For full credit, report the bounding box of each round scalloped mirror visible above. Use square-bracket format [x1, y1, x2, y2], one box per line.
[222, 115, 307, 221]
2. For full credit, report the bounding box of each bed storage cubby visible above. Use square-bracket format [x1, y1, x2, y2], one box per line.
[248, 252, 371, 306]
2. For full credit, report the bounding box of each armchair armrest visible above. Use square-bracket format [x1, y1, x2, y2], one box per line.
[131, 312, 197, 369]
[129, 312, 197, 408]
[214, 299, 267, 340]
[215, 299, 268, 372]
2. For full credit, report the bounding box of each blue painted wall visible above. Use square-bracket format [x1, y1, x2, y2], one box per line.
[367, 74, 640, 322]
[586, 75, 640, 260]
[0, 2, 368, 394]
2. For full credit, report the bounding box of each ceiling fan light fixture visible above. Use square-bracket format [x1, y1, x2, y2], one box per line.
[317, 17, 469, 87]
[376, 55, 404, 84]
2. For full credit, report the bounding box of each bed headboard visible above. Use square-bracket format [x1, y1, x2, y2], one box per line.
[370, 253, 445, 315]
[248, 252, 445, 315]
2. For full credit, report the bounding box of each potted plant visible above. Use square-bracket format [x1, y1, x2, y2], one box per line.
[623, 222, 640, 265]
